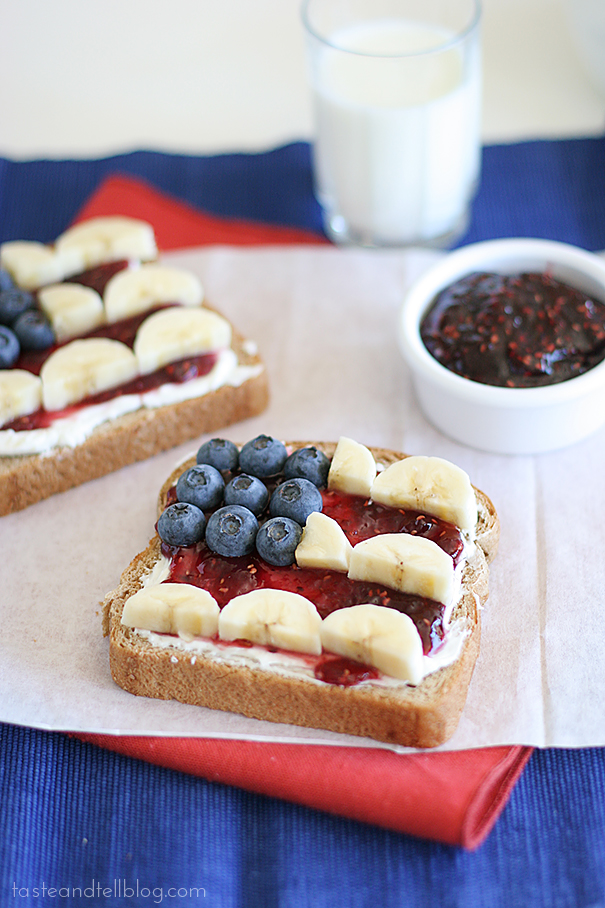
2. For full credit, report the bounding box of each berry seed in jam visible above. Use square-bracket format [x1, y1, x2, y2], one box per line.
[420, 271, 605, 388]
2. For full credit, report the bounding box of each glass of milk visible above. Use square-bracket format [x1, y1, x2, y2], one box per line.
[302, 0, 482, 247]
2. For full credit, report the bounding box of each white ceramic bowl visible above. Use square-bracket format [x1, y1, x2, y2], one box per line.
[399, 238, 605, 454]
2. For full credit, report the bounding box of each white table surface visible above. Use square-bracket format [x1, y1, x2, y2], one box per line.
[1, 0, 604, 159]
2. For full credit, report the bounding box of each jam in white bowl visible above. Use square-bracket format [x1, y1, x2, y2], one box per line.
[399, 238, 605, 454]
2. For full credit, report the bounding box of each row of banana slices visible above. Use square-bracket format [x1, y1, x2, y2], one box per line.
[123, 584, 427, 685]
[121, 439, 478, 684]
[0, 218, 232, 424]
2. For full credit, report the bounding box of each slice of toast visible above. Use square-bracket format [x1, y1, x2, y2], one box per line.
[103, 442, 499, 749]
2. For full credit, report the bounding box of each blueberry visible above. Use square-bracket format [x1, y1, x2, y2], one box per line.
[176, 463, 225, 511]
[0, 326, 20, 368]
[284, 446, 331, 488]
[196, 437, 239, 473]
[224, 473, 269, 516]
[238, 434, 287, 478]
[0, 288, 35, 326]
[256, 517, 303, 566]
[157, 502, 206, 547]
[0, 269, 14, 293]
[269, 477, 323, 525]
[13, 309, 55, 351]
[205, 505, 258, 557]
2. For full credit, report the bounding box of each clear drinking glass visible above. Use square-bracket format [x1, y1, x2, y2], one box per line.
[302, 0, 482, 248]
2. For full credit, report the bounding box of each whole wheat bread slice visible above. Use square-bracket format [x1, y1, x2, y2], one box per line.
[102, 442, 499, 749]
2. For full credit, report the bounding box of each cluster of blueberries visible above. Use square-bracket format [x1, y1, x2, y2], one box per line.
[158, 435, 331, 566]
[0, 269, 56, 368]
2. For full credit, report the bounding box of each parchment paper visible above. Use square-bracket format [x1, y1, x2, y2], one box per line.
[3, 245, 604, 753]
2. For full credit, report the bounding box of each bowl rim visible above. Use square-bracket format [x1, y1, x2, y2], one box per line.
[399, 237, 605, 409]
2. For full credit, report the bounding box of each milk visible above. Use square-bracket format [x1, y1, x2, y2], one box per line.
[310, 19, 481, 246]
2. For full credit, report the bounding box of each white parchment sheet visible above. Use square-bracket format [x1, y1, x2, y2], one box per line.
[2, 245, 604, 753]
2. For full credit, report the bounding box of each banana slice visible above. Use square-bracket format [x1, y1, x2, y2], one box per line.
[55, 216, 157, 271]
[327, 436, 377, 498]
[370, 455, 477, 534]
[121, 582, 219, 641]
[0, 241, 70, 290]
[0, 370, 43, 425]
[218, 589, 323, 655]
[295, 511, 352, 572]
[348, 533, 454, 605]
[104, 263, 203, 322]
[321, 604, 424, 684]
[134, 306, 231, 375]
[38, 283, 105, 341]
[40, 337, 139, 411]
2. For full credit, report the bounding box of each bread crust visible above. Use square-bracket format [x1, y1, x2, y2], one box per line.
[0, 324, 268, 516]
[103, 443, 499, 748]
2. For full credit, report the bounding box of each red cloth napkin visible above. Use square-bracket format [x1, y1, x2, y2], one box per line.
[75, 173, 532, 849]
[73, 173, 328, 248]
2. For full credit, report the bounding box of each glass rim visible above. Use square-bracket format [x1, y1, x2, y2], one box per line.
[300, 0, 482, 58]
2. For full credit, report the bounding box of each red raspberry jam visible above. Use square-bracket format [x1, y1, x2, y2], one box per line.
[320, 489, 464, 564]
[314, 655, 379, 686]
[65, 260, 128, 295]
[421, 271, 605, 388]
